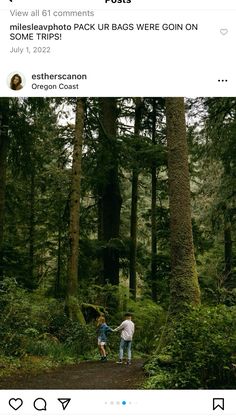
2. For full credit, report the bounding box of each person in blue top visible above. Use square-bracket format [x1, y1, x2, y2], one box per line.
[96, 315, 113, 362]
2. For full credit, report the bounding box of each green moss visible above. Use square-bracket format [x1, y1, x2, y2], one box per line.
[65, 296, 85, 324]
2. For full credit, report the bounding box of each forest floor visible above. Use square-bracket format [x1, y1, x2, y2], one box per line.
[0, 359, 145, 389]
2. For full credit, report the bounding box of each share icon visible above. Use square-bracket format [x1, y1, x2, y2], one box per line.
[58, 398, 71, 411]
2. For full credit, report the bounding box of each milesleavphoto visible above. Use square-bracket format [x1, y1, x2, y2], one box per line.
[0, 97, 235, 389]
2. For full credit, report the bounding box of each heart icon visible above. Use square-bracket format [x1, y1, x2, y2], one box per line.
[9, 398, 23, 411]
[220, 28, 228, 35]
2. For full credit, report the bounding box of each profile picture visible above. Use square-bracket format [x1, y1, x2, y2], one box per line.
[8, 72, 24, 91]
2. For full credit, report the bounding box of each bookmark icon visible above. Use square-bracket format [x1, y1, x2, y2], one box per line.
[213, 398, 224, 411]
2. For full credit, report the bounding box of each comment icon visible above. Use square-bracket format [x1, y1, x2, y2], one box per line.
[33, 398, 47, 411]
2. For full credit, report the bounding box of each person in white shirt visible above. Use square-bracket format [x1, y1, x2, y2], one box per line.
[113, 312, 135, 365]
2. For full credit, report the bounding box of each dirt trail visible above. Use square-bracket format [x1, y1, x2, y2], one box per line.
[0, 359, 145, 389]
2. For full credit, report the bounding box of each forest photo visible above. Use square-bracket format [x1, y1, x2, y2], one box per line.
[0, 97, 235, 389]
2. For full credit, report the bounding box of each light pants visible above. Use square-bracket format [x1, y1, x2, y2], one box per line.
[119, 338, 132, 361]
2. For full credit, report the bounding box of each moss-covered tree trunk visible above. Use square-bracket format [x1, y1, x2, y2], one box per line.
[0, 98, 9, 280]
[66, 98, 85, 323]
[129, 98, 142, 300]
[29, 171, 35, 288]
[55, 226, 62, 297]
[223, 208, 232, 286]
[99, 98, 122, 286]
[151, 98, 158, 302]
[166, 97, 200, 311]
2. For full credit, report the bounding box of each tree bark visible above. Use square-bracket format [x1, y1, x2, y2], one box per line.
[166, 97, 200, 312]
[129, 98, 142, 300]
[55, 226, 62, 297]
[66, 98, 85, 323]
[99, 98, 122, 286]
[28, 171, 35, 288]
[223, 209, 232, 286]
[151, 98, 158, 302]
[0, 99, 9, 280]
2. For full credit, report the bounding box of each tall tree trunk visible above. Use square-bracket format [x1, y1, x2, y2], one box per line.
[97, 197, 103, 242]
[129, 98, 142, 300]
[97, 197, 104, 284]
[66, 98, 85, 323]
[99, 98, 122, 286]
[55, 226, 62, 297]
[223, 209, 232, 286]
[151, 98, 158, 302]
[0, 99, 9, 280]
[166, 97, 200, 312]
[29, 171, 35, 287]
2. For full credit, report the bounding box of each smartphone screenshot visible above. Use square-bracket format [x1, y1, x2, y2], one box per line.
[0, 0, 235, 418]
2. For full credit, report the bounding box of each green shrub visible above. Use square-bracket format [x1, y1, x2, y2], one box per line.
[25, 339, 74, 363]
[0, 279, 60, 356]
[145, 305, 236, 389]
[64, 323, 95, 357]
[126, 299, 165, 354]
